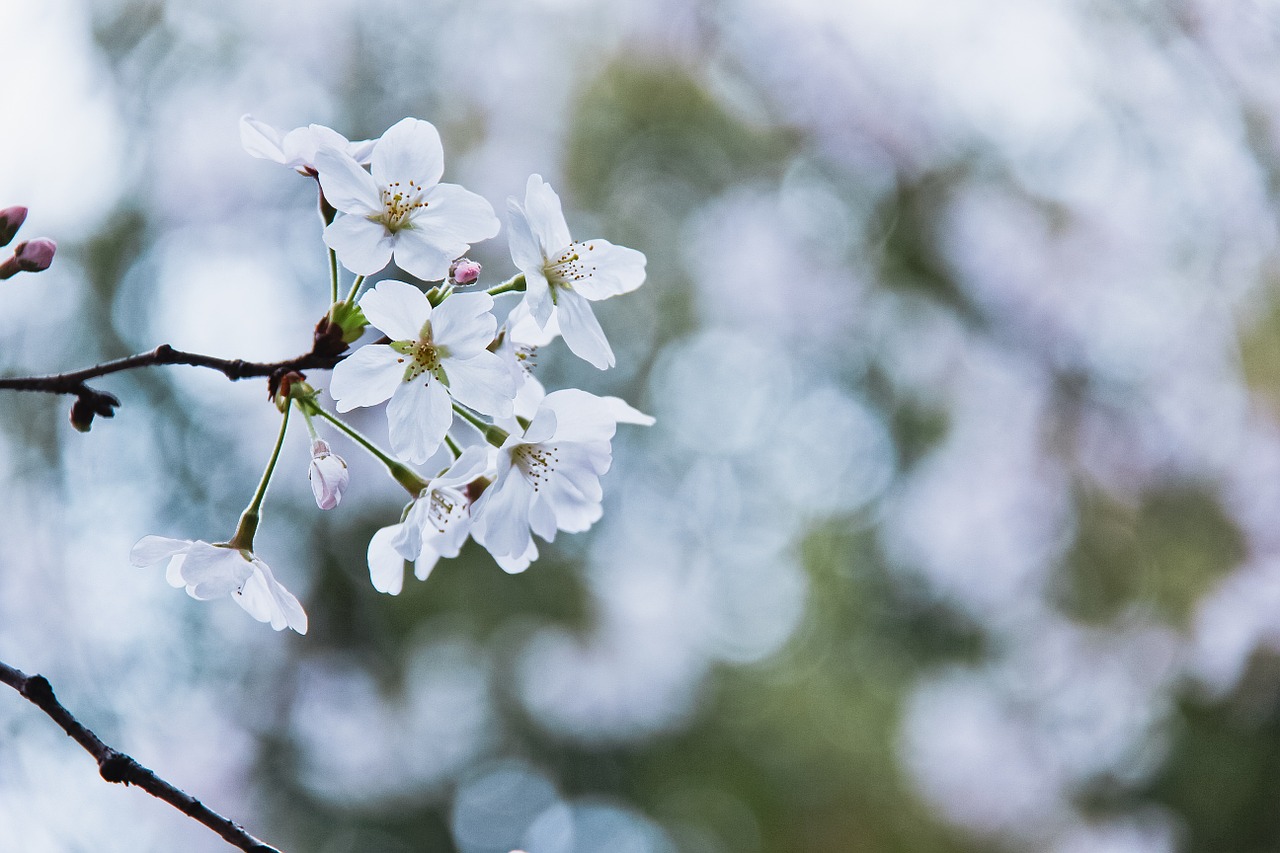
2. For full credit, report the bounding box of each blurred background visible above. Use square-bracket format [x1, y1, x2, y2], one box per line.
[3, 0, 1280, 850]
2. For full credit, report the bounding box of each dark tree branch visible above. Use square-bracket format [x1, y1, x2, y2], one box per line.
[0, 659, 282, 853]
[0, 317, 348, 430]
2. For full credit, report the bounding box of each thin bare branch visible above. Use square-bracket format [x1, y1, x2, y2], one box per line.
[0, 659, 282, 853]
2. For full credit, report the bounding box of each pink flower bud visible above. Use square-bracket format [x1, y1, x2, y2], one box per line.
[0, 206, 27, 247]
[449, 258, 482, 286]
[309, 439, 349, 510]
[0, 238, 56, 280]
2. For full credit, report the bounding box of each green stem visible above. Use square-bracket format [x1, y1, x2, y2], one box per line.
[452, 403, 509, 446]
[308, 403, 428, 496]
[328, 248, 339, 305]
[443, 433, 462, 459]
[486, 273, 526, 296]
[344, 274, 366, 305]
[229, 404, 292, 550]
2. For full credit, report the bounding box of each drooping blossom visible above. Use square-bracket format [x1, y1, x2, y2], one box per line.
[470, 389, 654, 573]
[315, 117, 499, 280]
[308, 438, 349, 510]
[366, 445, 492, 594]
[506, 174, 646, 369]
[130, 536, 307, 634]
[328, 280, 514, 464]
[240, 115, 375, 175]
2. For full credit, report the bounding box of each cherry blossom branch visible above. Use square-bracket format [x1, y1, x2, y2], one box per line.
[0, 659, 282, 853]
[0, 318, 348, 430]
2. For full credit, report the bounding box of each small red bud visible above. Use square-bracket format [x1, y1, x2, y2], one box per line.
[449, 258, 482, 286]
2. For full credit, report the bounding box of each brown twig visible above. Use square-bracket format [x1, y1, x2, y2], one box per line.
[0, 317, 348, 430]
[0, 659, 282, 852]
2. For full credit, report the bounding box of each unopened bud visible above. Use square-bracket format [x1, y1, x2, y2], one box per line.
[309, 439, 349, 510]
[0, 238, 56, 279]
[449, 258, 482, 286]
[0, 206, 27, 247]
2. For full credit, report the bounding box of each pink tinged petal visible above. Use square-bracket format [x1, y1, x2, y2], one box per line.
[568, 240, 647, 301]
[506, 199, 545, 274]
[239, 116, 286, 163]
[315, 148, 382, 214]
[555, 289, 615, 369]
[368, 525, 407, 595]
[329, 344, 404, 412]
[324, 214, 395, 276]
[387, 377, 452, 464]
[371, 118, 445, 189]
[130, 535, 192, 566]
[309, 452, 349, 510]
[523, 175, 572, 257]
[389, 229, 455, 282]
[445, 351, 515, 417]
[494, 540, 538, 574]
[358, 279, 433, 341]
[415, 182, 500, 244]
[431, 292, 496, 356]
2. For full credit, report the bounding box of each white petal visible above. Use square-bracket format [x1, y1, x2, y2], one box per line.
[523, 175, 572, 257]
[523, 271, 554, 327]
[541, 388, 651, 443]
[367, 525, 407, 595]
[528, 493, 558, 541]
[371, 118, 444, 189]
[435, 444, 494, 489]
[178, 544, 253, 600]
[130, 535, 192, 567]
[358, 279, 433, 341]
[329, 344, 404, 412]
[508, 299, 560, 347]
[521, 406, 559, 445]
[445, 351, 515, 417]
[416, 183, 501, 245]
[389, 229, 455, 282]
[239, 116, 286, 163]
[236, 559, 308, 633]
[324, 215, 395, 276]
[568, 240, 647, 301]
[555, 289, 615, 369]
[544, 483, 605, 534]
[315, 147, 382, 214]
[387, 378, 452, 464]
[432, 292, 496, 356]
[506, 197, 545, 274]
[309, 453, 349, 510]
[472, 468, 535, 559]
[493, 540, 538, 574]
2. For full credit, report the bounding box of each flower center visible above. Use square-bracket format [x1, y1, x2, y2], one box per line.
[513, 443, 559, 491]
[426, 486, 466, 534]
[374, 179, 428, 233]
[391, 335, 445, 383]
[543, 241, 596, 293]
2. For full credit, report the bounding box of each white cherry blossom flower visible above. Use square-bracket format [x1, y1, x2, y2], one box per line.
[470, 389, 654, 573]
[130, 536, 308, 634]
[328, 280, 515, 464]
[315, 117, 499, 280]
[495, 300, 558, 421]
[240, 115, 374, 175]
[309, 438, 349, 510]
[507, 174, 646, 369]
[367, 445, 492, 594]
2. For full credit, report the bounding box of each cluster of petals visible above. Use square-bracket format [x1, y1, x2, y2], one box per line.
[240, 115, 374, 176]
[507, 175, 646, 369]
[329, 279, 514, 464]
[367, 445, 491, 594]
[471, 389, 655, 573]
[315, 117, 499, 281]
[131, 536, 307, 634]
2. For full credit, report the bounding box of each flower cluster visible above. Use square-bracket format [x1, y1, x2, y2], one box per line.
[133, 116, 652, 633]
